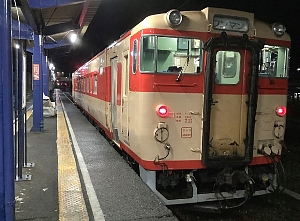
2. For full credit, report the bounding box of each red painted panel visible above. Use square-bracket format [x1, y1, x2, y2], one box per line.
[140, 74, 204, 93]
[95, 67, 105, 101]
[120, 141, 206, 170]
[264, 38, 291, 47]
[258, 78, 288, 95]
[250, 155, 279, 165]
[129, 29, 208, 94]
[140, 28, 209, 39]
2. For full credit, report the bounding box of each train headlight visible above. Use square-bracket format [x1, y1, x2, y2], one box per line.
[273, 23, 286, 36]
[156, 105, 170, 118]
[261, 173, 269, 182]
[275, 106, 286, 117]
[166, 9, 182, 27]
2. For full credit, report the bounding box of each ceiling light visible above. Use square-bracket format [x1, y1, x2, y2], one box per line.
[70, 33, 78, 43]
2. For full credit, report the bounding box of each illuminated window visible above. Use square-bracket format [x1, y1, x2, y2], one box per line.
[83, 78, 85, 92]
[90, 76, 92, 93]
[259, 45, 289, 78]
[123, 54, 129, 96]
[140, 35, 203, 74]
[94, 74, 97, 94]
[215, 51, 241, 85]
[132, 39, 138, 74]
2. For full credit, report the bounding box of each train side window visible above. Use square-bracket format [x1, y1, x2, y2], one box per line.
[132, 39, 138, 74]
[90, 76, 93, 93]
[258, 45, 289, 78]
[215, 51, 241, 85]
[93, 74, 97, 94]
[122, 53, 129, 96]
[140, 35, 203, 74]
[83, 78, 86, 92]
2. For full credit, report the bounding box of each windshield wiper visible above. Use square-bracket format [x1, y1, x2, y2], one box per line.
[176, 41, 190, 82]
[176, 69, 183, 82]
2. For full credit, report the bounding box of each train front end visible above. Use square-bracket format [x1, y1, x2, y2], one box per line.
[129, 8, 290, 208]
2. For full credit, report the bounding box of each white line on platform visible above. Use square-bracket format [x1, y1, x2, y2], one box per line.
[282, 187, 300, 200]
[60, 95, 105, 221]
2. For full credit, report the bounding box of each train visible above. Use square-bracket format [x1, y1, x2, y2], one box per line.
[72, 7, 290, 209]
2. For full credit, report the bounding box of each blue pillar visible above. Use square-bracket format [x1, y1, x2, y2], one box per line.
[17, 40, 25, 177]
[43, 55, 49, 96]
[31, 34, 44, 132]
[0, 0, 15, 220]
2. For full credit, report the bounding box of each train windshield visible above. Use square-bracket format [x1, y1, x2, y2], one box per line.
[258, 45, 289, 78]
[140, 35, 203, 74]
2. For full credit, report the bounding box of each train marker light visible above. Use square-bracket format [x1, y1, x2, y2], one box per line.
[273, 23, 286, 36]
[166, 9, 182, 27]
[275, 106, 286, 117]
[156, 105, 170, 118]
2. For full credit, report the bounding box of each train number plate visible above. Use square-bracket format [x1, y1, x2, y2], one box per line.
[181, 127, 192, 138]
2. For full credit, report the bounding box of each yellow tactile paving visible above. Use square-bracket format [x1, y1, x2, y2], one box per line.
[56, 97, 89, 221]
[26, 109, 33, 120]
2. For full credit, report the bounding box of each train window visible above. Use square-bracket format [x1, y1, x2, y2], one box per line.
[132, 39, 138, 74]
[140, 35, 203, 74]
[215, 51, 241, 85]
[90, 76, 93, 93]
[93, 74, 97, 94]
[83, 78, 86, 92]
[122, 53, 129, 96]
[258, 45, 289, 78]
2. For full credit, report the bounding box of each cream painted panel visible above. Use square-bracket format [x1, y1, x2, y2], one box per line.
[209, 94, 248, 157]
[253, 94, 287, 156]
[128, 91, 204, 162]
[78, 94, 110, 131]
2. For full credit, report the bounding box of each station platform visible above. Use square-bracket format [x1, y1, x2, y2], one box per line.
[15, 90, 178, 221]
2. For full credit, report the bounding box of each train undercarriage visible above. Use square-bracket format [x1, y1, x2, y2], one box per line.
[138, 162, 284, 209]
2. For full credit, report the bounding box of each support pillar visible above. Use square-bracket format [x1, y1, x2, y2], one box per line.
[31, 34, 44, 132]
[0, 0, 15, 220]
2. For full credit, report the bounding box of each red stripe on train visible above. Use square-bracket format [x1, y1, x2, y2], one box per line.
[258, 78, 288, 94]
[120, 141, 277, 170]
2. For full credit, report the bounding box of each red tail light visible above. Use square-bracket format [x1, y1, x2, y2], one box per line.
[156, 105, 169, 118]
[276, 106, 286, 117]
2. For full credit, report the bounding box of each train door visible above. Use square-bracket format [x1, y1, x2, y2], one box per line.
[210, 49, 249, 159]
[202, 35, 262, 168]
[111, 57, 119, 143]
[121, 51, 129, 142]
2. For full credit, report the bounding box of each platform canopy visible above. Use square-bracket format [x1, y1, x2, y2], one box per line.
[12, 0, 102, 57]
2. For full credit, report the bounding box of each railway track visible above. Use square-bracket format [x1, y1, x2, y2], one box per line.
[169, 191, 300, 221]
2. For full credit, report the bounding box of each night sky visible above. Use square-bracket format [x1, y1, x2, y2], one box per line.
[53, 0, 300, 79]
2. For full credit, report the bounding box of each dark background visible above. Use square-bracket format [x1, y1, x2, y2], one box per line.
[52, 0, 300, 79]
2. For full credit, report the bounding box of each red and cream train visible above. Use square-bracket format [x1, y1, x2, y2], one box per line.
[72, 7, 290, 208]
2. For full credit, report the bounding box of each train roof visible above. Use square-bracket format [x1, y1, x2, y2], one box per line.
[131, 7, 291, 42]
[74, 7, 291, 75]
